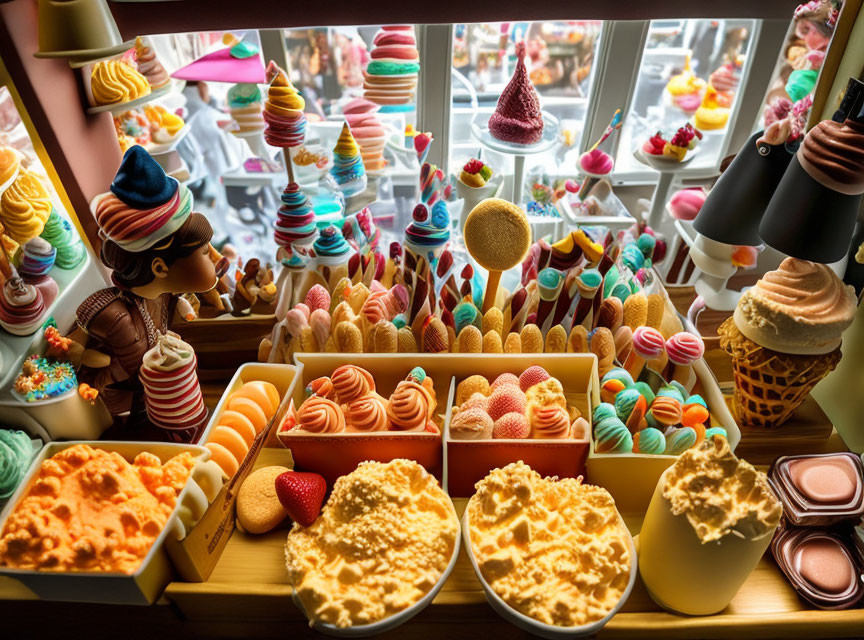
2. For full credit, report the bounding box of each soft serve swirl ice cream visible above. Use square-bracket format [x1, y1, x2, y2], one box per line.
[134, 37, 170, 89]
[40, 209, 86, 269]
[263, 64, 306, 148]
[797, 116, 864, 195]
[0, 277, 46, 336]
[330, 123, 366, 196]
[90, 60, 151, 106]
[733, 257, 856, 354]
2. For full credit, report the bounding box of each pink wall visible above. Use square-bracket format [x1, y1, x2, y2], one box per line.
[0, 0, 121, 250]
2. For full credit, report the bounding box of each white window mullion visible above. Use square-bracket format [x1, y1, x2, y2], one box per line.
[417, 24, 454, 174]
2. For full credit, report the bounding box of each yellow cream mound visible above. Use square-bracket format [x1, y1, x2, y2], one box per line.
[91, 59, 151, 106]
[0, 445, 195, 574]
[663, 436, 782, 543]
[467, 461, 631, 627]
[285, 459, 458, 628]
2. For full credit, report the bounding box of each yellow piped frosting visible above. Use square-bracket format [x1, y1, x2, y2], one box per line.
[91, 60, 151, 106]
[0, 169, 52, 244]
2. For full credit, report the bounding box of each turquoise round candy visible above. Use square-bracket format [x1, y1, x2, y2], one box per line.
[704, 426, 728, 440]
[594, 417, 633, 453]
[634, 427, 665, 455]
[592, 403, 617, 423]
[664, 427, 697, 455]
[602, 368, 634, 388]
[634, 381, 655, 405]
[684, 394, 707, 409]
[614, 388, 644, 421]
[656, 385, 685, 404]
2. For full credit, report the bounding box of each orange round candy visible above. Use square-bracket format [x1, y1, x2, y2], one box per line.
[682, 404, 709, 427]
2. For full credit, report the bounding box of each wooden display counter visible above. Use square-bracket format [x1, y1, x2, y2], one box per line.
[1, 288, 862, 638]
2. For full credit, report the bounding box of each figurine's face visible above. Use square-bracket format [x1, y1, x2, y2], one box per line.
[150, 243, 217, 294]
[796, 19, 831, 51]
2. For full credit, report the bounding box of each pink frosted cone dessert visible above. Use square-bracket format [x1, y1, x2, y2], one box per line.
[344, 98, 387, 173]
[139, 332, 208, 435]
[488, 42, 544, 145]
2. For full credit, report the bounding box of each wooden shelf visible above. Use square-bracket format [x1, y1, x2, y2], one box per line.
[160, 443, 864, 639]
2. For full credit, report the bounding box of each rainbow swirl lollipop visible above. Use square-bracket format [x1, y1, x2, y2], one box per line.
[263, 63, 306, 148]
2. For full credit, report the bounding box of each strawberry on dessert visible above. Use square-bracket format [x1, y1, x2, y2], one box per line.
[493, 411, 530, 439]
[642, 132, 667, 156]
[459, 158, 493, 188]
[275, 470, 326, 527]
[663, 124, 702, 162]
[488, 42, 544, 145]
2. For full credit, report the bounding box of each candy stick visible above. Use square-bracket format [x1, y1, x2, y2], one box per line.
[573, 268, 601, 329]
[588, 109, 622, 152]
[624, 326, 665, 381]
[536, 268, 565, 333]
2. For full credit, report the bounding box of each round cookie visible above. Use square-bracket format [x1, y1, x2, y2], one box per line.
[237, 465, 291, 534]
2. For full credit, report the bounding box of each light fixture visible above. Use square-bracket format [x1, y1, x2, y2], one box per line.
[759, 95, 864, 263]
[33, 0, 134, 61]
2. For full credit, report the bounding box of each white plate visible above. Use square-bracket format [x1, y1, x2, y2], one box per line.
[87, 85, 171, 115]
[461, 507, 637, 639]
[291, 501, 461, 637]
[146, 124, 191, 156]
[632, 145, 699, 171]
[471, 110, 560, 156]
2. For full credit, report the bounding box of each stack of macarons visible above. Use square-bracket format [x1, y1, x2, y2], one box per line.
[593, 367, 727, 455]
[205, 380, 281, 478]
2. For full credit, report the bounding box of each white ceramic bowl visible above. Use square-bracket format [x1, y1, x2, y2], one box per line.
[461, 507, 637, 639]
[290, 501, 461, 637]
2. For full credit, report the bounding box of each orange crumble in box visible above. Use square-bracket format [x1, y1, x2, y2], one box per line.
[0, 444, 195, 574]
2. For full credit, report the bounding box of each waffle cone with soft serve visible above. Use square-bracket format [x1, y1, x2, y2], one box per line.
[718, 258, 855, 428]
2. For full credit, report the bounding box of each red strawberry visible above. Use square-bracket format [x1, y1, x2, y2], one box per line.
[275, 471, 326, 527]
[463, 158, 484, 174]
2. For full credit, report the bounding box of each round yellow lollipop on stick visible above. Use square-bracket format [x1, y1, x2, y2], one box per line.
[463, 198, 532, 313]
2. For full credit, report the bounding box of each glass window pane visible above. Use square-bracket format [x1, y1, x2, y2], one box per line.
[614, 19, 756, 178]
[450, 21, 603, 199]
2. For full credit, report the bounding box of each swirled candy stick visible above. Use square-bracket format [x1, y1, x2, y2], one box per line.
[536, 268, 565, 332]
[573, 268, 601, 329]
[625, 326, 665, 381]
[666, 331, 705, 392]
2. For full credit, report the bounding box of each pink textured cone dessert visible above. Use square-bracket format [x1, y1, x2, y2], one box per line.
[139, 332, 208, 434]
[488, 42, 544, 145]
[344, 98, 387, 173]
